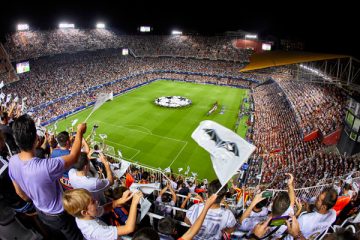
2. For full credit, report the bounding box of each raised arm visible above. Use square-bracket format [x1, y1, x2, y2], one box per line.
[239, 192, 265, 223]
[116, 191, 143, 236]
[99, 153, 114, 186]
[181, 194, 218, 240]
[286, 173, 295, 208]
[181, 193, 192, 209]
[82, 138, 90, 154]
[62, 123, 86, 169]
[159, 182, 169, 197]
[168, 181, 177, 204]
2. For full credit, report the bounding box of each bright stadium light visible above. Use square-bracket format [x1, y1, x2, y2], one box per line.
[171, 30, 182, 35]
[17, 24, 29, 31]
[245, 34, 258, 39]
[96, 23, 105, 29]
[140, 26, 151, 32]
[59, 23, 75, 29]
[300, 64, 332, 81]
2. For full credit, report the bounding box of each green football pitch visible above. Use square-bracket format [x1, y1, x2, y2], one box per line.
[53, 80, 249, 180]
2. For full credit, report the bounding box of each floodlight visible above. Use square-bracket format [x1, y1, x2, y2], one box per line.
[59, 23, 75, 29]
[96, 23, 105, 29]
[245, 34, 258, 39]
[17, 24, 29, 31]
[140, 26, 151, 32]
[171, 30, 182, 35]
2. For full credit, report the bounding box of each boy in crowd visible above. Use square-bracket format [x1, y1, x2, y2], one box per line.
[63, 188, 143, 240]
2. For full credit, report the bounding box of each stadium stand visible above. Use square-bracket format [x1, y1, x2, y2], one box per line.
[0, 29, 360, 239]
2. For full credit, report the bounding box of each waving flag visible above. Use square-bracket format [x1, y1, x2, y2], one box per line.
[71, 119, 78, 127]
[129, 183, 160, 195]
[84, 92, 113, 122]
[192, 120, 256, 186]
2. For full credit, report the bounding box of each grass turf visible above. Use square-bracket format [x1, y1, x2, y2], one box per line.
[54, 80, 248, 180]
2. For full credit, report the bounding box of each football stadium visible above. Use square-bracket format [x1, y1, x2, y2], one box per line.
[0, 9, 360, 240]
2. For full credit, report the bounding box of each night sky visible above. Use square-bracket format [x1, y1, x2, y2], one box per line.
[0, 0, 359, 58]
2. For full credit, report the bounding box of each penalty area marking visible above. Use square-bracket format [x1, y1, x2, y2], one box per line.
[94, 120, 188, 167]
[94, 137, 141, 160]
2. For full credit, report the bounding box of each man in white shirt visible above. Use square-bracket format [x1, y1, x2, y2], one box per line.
[289, 187, 338, 240]
[185, 179, 236, 240]
[69, 152, 114, 204]
[250, 173, 295, 239]
[238, 196, 269, 232]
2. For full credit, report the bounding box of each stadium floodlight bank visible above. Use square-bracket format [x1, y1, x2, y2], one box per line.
[140, 26, 151, 32]
[171, 30, 182, 35]
[96, 23, 105, 29]
[59, 23, 75, 29]
[17, 24, 29, 31]
[245, 34, 258, 39]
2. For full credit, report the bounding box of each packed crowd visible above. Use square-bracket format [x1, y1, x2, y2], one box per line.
[1, 113, 358, 239]
[277, 80, 346, 136]
[244, 81, 360, 189]
[4, 29, 251, 62]
[1, 50, 252, 123]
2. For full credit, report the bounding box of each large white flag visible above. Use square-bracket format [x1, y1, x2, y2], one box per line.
[192, 120, 256, 186]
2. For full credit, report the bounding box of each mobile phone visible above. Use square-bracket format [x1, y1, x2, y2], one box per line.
[269, 216, 289, 227]
[262, 191, 273, 198]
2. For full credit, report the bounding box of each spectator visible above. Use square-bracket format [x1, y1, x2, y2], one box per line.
[292, 187, 338, 239]
[8, 115, 86, 239]
[69, 152, 114, 204]
[185, 179, 236, 240]
[63, 188, 142, 240]
[155, 181, 177, 216]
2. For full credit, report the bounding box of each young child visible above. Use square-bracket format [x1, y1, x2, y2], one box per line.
[63, 188, 142, 240]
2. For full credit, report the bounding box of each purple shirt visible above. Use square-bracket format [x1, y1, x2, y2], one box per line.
[9, 154, 65, 214]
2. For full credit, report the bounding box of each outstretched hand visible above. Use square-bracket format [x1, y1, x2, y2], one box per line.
[286, 173, 294, 186]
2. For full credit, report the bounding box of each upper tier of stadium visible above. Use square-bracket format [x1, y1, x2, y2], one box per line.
[3, 29, 252, 62]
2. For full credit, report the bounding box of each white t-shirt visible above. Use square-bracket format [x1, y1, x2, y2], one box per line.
[69, 169, 110, 203]
[298, 210, 336, 239]
[240, 207, 268, 232]
[155, 196, 175, 216]
[186, 203, 236, 240]
[76, 217, 118, 240]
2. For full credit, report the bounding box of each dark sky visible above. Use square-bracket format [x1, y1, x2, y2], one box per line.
[1, 0, 359, 58]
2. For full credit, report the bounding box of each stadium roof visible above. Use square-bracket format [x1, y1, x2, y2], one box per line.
[240, 51, 350, 72]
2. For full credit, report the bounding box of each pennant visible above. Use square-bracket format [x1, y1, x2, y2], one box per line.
[129, 183, 161, 195]
[139, 198, 151, 221]
[111, 160, 131, 179]
[71, 119, 78, 127]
